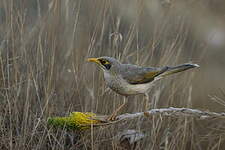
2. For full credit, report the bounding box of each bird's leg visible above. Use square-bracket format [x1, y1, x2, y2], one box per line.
[107, 96, 127, 121]
[144, 93, 150, 111]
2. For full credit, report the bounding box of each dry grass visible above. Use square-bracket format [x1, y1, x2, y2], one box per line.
[1, 0, 225, 149]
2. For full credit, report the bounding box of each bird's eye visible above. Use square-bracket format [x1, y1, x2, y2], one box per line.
[100, 59, 108, 64]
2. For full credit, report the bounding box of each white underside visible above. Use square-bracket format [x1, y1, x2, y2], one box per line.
[125, 81, 155, 94]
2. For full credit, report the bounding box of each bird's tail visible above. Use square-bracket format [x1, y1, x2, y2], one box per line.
[157, 63, 199, 78]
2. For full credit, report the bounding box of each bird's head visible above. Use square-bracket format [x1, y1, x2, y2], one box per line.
[87, 56, 121, 72]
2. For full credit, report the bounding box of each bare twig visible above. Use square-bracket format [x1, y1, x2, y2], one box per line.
[116, 107, 225, 120]
[85, 107, 225, 127]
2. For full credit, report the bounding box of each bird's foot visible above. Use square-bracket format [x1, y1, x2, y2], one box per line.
[107, 113, 118, 121]
[107, 100, 126, 121]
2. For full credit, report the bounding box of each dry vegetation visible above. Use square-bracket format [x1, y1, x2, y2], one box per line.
[1, 0, 225, 149]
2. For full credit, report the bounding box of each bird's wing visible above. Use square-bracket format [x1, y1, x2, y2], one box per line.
[120, 64, 169, 84]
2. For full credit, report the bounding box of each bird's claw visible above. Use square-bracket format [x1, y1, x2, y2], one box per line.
[107, 114, 118, 121]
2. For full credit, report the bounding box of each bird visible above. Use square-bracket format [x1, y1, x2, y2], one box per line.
[87, 56, 199, 120]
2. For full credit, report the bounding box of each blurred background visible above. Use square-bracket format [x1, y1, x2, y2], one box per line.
[1, 0, 225, 149]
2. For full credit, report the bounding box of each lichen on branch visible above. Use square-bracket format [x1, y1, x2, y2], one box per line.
[47, 112, 105, 131]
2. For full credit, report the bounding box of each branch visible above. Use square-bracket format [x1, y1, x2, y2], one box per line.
[47, 108, 225, 131]
[116, 107, 225, 120]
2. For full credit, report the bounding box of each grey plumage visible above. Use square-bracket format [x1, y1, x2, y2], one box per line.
[88, 56, 199, 96]
[119, 64, 169, 84]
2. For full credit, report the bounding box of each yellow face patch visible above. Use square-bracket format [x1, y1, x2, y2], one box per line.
[99, 59, 110, 65]
[98, 59, 112, 70]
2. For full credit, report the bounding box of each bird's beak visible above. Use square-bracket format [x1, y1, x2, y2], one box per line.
[87, 58, 100, 64]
